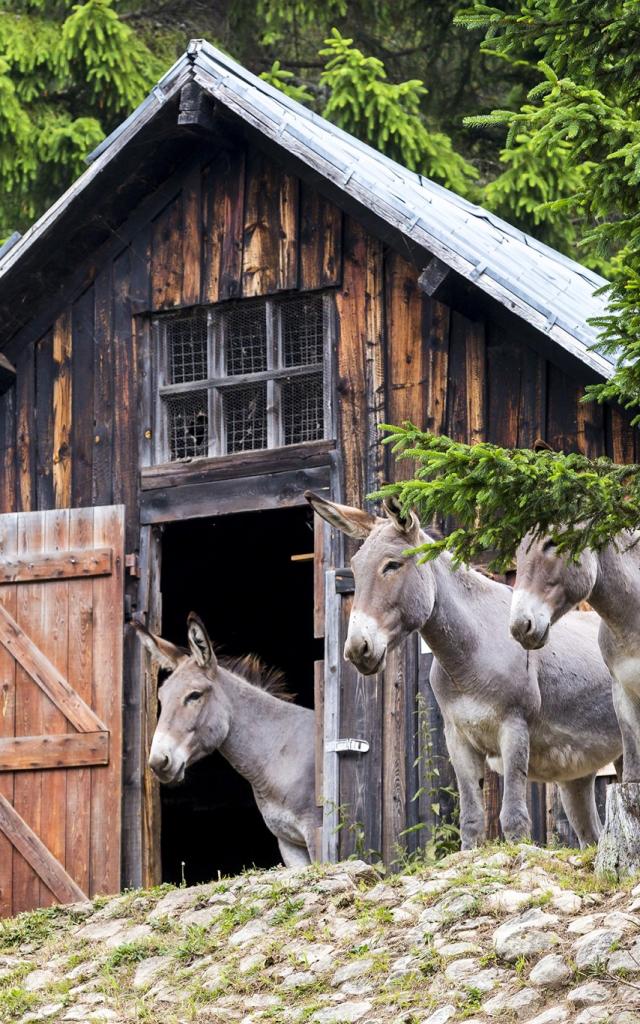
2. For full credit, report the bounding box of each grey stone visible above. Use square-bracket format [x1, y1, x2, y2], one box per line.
[104, 923, 152, 948]
[23, 969, 57, 992]
[483, 987, 542, 1018]
[180, 906, 221, 928]
[436, 940, 482, 958]
[572, 927, 623, 969]
[421, 1008, 456, 1024]
[574, 1010, 611, 1024]
[147, 889, 198, 922]
[485, 889, 532, 914]
[493, 907, 561, 962]
[331, 959, 374, 986]
[76, 918, 126, 942]
[237, 952, 267, 974]
[609, 941, 640, 973]
[567, 913, 606, 935]
[228, 918, 267, 946]
[552, 891, 582, 914]
[132, 955, 172, 990]
[525, 1009, 570, 1024]
[567, 981, 609, 1007]
[311, 1002, 372, 1023]
[201, 964, 228, 991]
[283, 970, 316, 988]
[19, 1004, 64, 1023]
[529, 953, 572, 989]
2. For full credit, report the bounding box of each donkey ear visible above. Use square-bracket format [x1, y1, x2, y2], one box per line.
[304, 491, 381, 540]
[132, 622, 182, 671]
[383, 496, 421, 545]
[187, 612, 217, 670]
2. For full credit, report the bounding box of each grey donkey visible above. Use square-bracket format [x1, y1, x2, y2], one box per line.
[135, 613, 317, 867]
[306, 492, 622, 849]
[510, 530, 640, 783]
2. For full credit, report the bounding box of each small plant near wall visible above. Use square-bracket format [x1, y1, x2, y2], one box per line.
[400, 692, 460, 866]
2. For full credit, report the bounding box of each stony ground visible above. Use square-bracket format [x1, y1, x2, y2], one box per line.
[3, 845, 640, 1024]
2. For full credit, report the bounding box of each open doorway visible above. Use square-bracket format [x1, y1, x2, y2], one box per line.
[159, 504, 321, 884]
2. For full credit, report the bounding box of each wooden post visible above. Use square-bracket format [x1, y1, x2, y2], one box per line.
[595, 783, 640, 879]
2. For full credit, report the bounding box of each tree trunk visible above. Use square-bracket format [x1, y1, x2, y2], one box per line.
[595, 782, 640, 879]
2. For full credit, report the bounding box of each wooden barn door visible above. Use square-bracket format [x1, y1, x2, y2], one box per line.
[0, 506, 124, 917]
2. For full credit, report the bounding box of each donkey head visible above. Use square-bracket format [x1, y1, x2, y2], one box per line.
[134, 613, 229, 784]
[306, 492, 434, 674]
[510, 533, 598, 649]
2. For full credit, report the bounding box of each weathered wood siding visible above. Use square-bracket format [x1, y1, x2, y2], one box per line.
[0, 137, 635, 875]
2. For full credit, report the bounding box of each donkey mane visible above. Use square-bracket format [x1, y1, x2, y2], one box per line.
[220, 654, 295, 702]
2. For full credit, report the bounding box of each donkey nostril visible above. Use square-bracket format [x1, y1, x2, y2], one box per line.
[361, 638, 370, 656]
[523, 618, 534, 635]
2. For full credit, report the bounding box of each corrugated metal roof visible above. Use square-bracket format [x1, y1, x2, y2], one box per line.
[0, 39, 614, 379]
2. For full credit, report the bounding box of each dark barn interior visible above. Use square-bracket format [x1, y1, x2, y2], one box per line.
[159, 505, 320, 884]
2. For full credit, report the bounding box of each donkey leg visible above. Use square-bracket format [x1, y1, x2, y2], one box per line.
[557, 775, 601, 848]
[498, 716, 531, 842]
[278, 837, 311, 869]
[612, 676, 640, 782]
[443, 719, 486, 850]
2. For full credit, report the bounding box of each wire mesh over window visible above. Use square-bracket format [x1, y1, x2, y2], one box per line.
[223, 305, 267, 375]
[223, 383, 267, 453]
[167, 311, 208, 384]
[280, 294, 324, 367]
[156, 292, 329, 462]
[166, 391, 208, 460]
[282, 372, 323, 445]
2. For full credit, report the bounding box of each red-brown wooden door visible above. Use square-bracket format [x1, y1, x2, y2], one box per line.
[0, 506, 124, 917]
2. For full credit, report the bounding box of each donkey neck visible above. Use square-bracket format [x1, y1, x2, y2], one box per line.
[215, 672, 302, 797]
[590, 534, 640, 643]
[419, 552, 510, 682]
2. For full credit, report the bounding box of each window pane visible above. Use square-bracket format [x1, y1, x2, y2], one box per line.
[223, 304, 267, 375]
[165, 391, 208, 460]
[167, 311, 208, 384]
[223, 383, 267, 453]
[282, 372, 324, 445]
[281, 294, 324, 367]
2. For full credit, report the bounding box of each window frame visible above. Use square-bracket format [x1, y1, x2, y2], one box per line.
[151, 291, 335, 465]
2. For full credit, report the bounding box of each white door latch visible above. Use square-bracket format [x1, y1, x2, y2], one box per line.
[325, 739, 370, 754]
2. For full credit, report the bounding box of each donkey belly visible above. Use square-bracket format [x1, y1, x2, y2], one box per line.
[447, 695, 502, 759]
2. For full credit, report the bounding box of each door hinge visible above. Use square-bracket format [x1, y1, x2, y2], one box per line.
[325, 738, 370, 754]
[125, 553, 140, 578]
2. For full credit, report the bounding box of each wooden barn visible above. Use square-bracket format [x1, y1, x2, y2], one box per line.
[0, 40, 631, 917]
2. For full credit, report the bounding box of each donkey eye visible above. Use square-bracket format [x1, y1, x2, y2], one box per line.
[542, 539, 557, 553]
[382, 560, 404, 575]
[185, 691, 203, 704]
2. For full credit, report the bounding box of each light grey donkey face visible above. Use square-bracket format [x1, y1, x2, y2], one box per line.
[305, 492, 435, 674]
[135, 613, 228, 784]
[510, 533, 598, 649]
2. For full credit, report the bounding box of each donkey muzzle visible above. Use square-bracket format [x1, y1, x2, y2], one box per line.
[510, 590, 551, 650]
[149, 735, 187, 785]
[344, 611, 387, 675]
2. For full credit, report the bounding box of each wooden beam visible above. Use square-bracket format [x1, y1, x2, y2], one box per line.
[0, 548, 112, 585]
[0, 353, 16, 395]
[140, 464, 331, 524]
[418, 257, 452, 301]
[178, 81, 218, 131]
[0, 793, 86, 903]
[0, 604, 107, 733]
[140, 438, 336, 491]
[0, 732, 109, 771]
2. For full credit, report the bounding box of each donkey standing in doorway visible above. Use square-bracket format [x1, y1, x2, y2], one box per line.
[307, 492, 622, 849]
[135, 613, 317, 867]
[510, 531, 640, 783]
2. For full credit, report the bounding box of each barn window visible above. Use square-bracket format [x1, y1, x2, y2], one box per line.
[153, 293, 331, 462]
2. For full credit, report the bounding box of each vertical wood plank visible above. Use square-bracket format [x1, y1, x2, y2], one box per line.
[607, 406, 635, 464]
[335, 218, 368, 511]
[299, 185, 343, 290]
[382, 645, 407, 864]
[518, 347, 547, 447]
[546, 365, 579, 453]
[13, 511, 45, 910]
[425, 301, 450, 436]
[71, 287, 95, 506]
[486, 322, 521, 447]
[182, 166, 202, 307]
[38, 508, 70, 906]
[385, 251, 426, 475]
[465, 320, 486, 444]
[52, 312, 72, 509]
[140, 524, 162, 886]
[66, 508, 94, 896]
[90, 504, 123, 896]
[0, 387, 16, 514]
[151, 196, 183, 310]
[35, 332, 54, 511]
[0, 514, 17, 915]
[112, 248, 138, 552]
[576, 385, 605, 458]
[242, 152, 298, 297]
[92, 268, 113, 506]
[15, 343, 36, 513]
[364, 236, 385, 494]
[446, 312, 468, 442]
